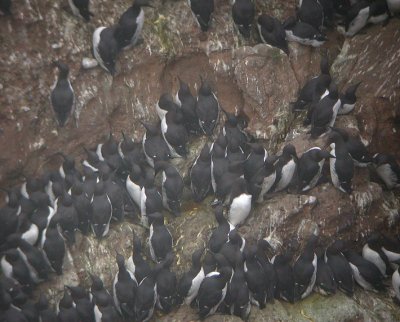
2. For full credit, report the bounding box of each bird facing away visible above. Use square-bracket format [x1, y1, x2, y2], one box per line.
[50, 61, 75, 127]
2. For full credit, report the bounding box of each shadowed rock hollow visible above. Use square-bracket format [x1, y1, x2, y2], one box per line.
[0, 0, 400, 321]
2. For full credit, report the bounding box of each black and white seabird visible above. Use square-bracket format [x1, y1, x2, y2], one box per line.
[156, 93, 177, 121]
[271, 144, 298, 192]
[90, 181, 112, 238]
[161, 104, 189, 158]
[244, 245, 268, 308]
[243, 142, 268, 182]
[196, 77, 220, 136]
[215, 161, 244, 203]
[127, 233, 151, 284]
[232, 0, 255, 38]
[319, 0, 335, 26]
[343, 1, 370, 37]
[256, 239, 277, 303]
[293, 234, 318, 301]
[1, 249, 34, 292]
[154, 161, 184, 216]
[208, 204, 235, 253]
[117, 0, 153, 49]
[387, 0, 400, 14]
[68, 0, 94, 21]
[272, 252, 295, 303]
[226, 136, 246, 163]
[219, 229, 246, 267]
[50, 61, 75, 127]
[297, 147, 333, 192]
[248, 155, 278, 203]
[0, 188, 21, 245]
[368, 0, 389, 25]
[36, 293, 58, 322]
[315, 253, 336, 295]
[196, 266, 231, 319]
[257, 14, 289, 55]
[70, 182, 91, 235]
[297, 0, 324, 30]
[40, 219, 66, 275]
[330, 127, 372, 167]
[91, 273, 119, 322]
[134, 262, 162, 322]
[5, 234, 51, 283]
[102, 172, 125, 221]
[292, 55, 331, 111]
[126, 163, 145, 208]
[362, 233, 394, 277]
[67, 285, 95, 322]
[57, 289, 79, 322]
[140, 174, 163, 227]
[373, 153, 400, 190]
[175, 77, 202, 135]
[227, 178, 252, 227]
[210, 134, 229, 194]
[54, 192, 79, 244]
[119, 131, 144, 168]
[177, 248, 205, 305]
[225, 253, 251, 320]
[57, 154, 81, 189]
[97, 132, 124, 172]
[113, 253, 137, 319]
[0, 290, 29, 322]
[392, 263, 400, 303]
[283, 16, 327, 47]
[344, 249, 385, 292]
[156, 252, 177, 313]
[325, 240, 354, 296]
[380, 234, 400, 266]
[148, 212, 173, 263]
[329, 132, 354, 194]
[92, 24, 124, 75]
[222, 109, 248, 149]
[188, 0, 214, 32]
[338, 82, 362, 115]
[17, 212, 39, 246]
[310, 82, 341, 138]
[190, 143, 212, 202]
[90, 273, 111, 302]
[141, 121, 171, 167]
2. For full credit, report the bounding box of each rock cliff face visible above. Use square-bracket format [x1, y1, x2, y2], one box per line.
[1, 0, 400, 321]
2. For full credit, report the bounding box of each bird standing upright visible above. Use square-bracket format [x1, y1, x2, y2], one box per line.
[117, 0, 154, 50]
[50, 61, 75, 127]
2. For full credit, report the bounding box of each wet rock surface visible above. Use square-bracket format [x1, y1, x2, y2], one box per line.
[1, 0, 400, 321]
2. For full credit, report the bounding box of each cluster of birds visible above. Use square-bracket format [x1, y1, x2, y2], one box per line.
[1, 0, 400, 321]
[2, 203, 400, 322]
[1, 66, 400, 321]
[91, 0, 400, 76]
[256, 0, 400, 55]
[42, 0, 400, 129]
